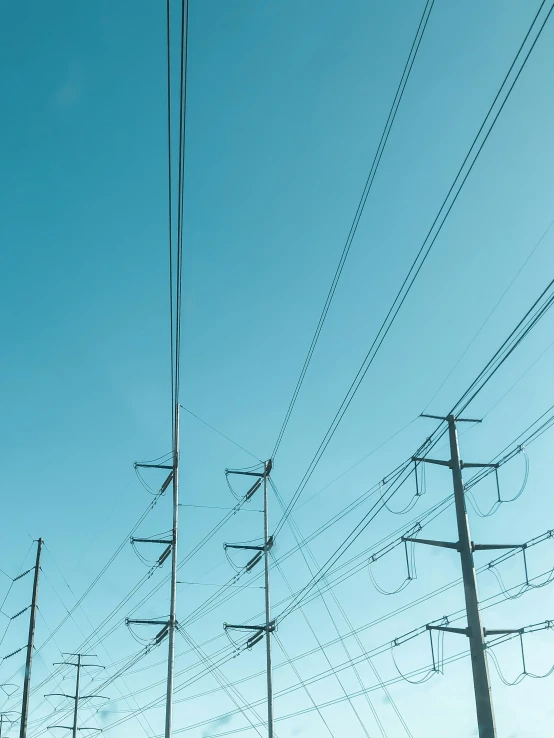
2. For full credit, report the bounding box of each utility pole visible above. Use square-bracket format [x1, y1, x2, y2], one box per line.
[446, 415, 495, 735]
[72, 653, 81, 738]
[262, 460, 274, 738]
[128, 401, 180, 738]
[0, 712, 18, 738]
[47, 654, 107, 736]
[166, 401, 180, 738]
[19, 537, 42, 738]
[224, 459, 274, 738]
[405, 414, 524, 738]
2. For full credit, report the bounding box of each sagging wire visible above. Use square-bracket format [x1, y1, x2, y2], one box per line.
[487, 622, 554, 686]
[223, 546, 249, 574]
[134, 464, 174, 497]
[223, 537, 264, 575]
[226, 472, 243, 502]
[367, 522, 421, 596]
[379, 460, 427, 516]
[225, 467, 263, 504]
[368, 538, 418, 596]
[466, 445, 529, 518]
[390, 623, 445, 684]
[486, 529, 554, 600]
[222, 625, 254, 654]
[131, 541, 172, 568]
[125, 619, 169, 648]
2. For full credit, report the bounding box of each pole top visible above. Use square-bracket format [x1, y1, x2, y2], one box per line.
[420, 413, 482, 423]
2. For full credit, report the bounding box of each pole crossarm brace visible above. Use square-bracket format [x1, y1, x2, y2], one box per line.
[427, 624, 469, 636]
[134, 462, 174, 470]
[48, 727, 101, 732]
[420, 413, 482, 423]
[79, 696, 109, 701]
[224, 621, 276, 633]
[225, 544, 264, 552]
[473, 543, 524, 551]
[412, 456, 451, 467]
[402, 536, 459, 550]
[45, 694, 74, 699]
[226, 459, 273, 478]
[225, 537, 273, 553]
[462, 462, 499, 469]
[227, 470, 265, 477]
[131, 537, 173, 545]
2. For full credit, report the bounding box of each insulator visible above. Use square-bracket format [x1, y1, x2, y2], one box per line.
[155, 624, 169, 644]
[245, 479, 262, 501]
[246, 551, 263, 572]
[10, 607, 29, 620]
[160, 472, 174, 494]
[158, 545, 172, 566]
[247, 631, 264, 649]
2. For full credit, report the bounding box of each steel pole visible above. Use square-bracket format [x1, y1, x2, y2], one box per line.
[19, 537, 43, 738]
[263, 461, 274, 738]
[448, 416, 496, 738]
[72, 654, 81, 738]
[165, 402, 180, 738]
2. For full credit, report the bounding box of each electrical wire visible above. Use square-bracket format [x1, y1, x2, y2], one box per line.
[271, 0, 435, 459]
[273, 0, 554, 539]
[180, 405, 261, 461]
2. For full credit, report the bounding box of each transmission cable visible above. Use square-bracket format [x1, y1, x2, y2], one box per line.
[271, 0, 435, 458]
[273, 0, 554, 538]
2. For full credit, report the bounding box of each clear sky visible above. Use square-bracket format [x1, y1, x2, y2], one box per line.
[1, 1, 554, 737]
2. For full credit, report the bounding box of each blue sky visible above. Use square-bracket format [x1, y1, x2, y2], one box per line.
[2, 1, 554, 736]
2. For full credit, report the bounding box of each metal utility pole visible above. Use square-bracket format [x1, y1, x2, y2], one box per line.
[406, 414, 524, 738]
[128, 401, 180, 738]
[47, 654, 106, 737]
[262, 460, 274, 738]
[72, 653, 81, 738]
[166, 401, 180, 738]
[224, 459, 274, 738]
[19, 537, 42, 738]
[446, 415, 495, 735]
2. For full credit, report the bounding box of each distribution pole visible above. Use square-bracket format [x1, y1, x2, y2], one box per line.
[47, 654, 106, 736]
[224, 460, 274, 738]
[447, 415, 496, 737]
[165, 402, 180, 738]
[263, 460, 274, 738]
[407, 415, 499, 738]
[128, 404, 180, 738]
[72, 654, 81, 738]
[19, 537, 43, 738]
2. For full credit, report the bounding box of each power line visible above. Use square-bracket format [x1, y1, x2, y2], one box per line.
[272, 0, 435, 458]
[273, 0, 554, 538]
[180, 405, 261, 461]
